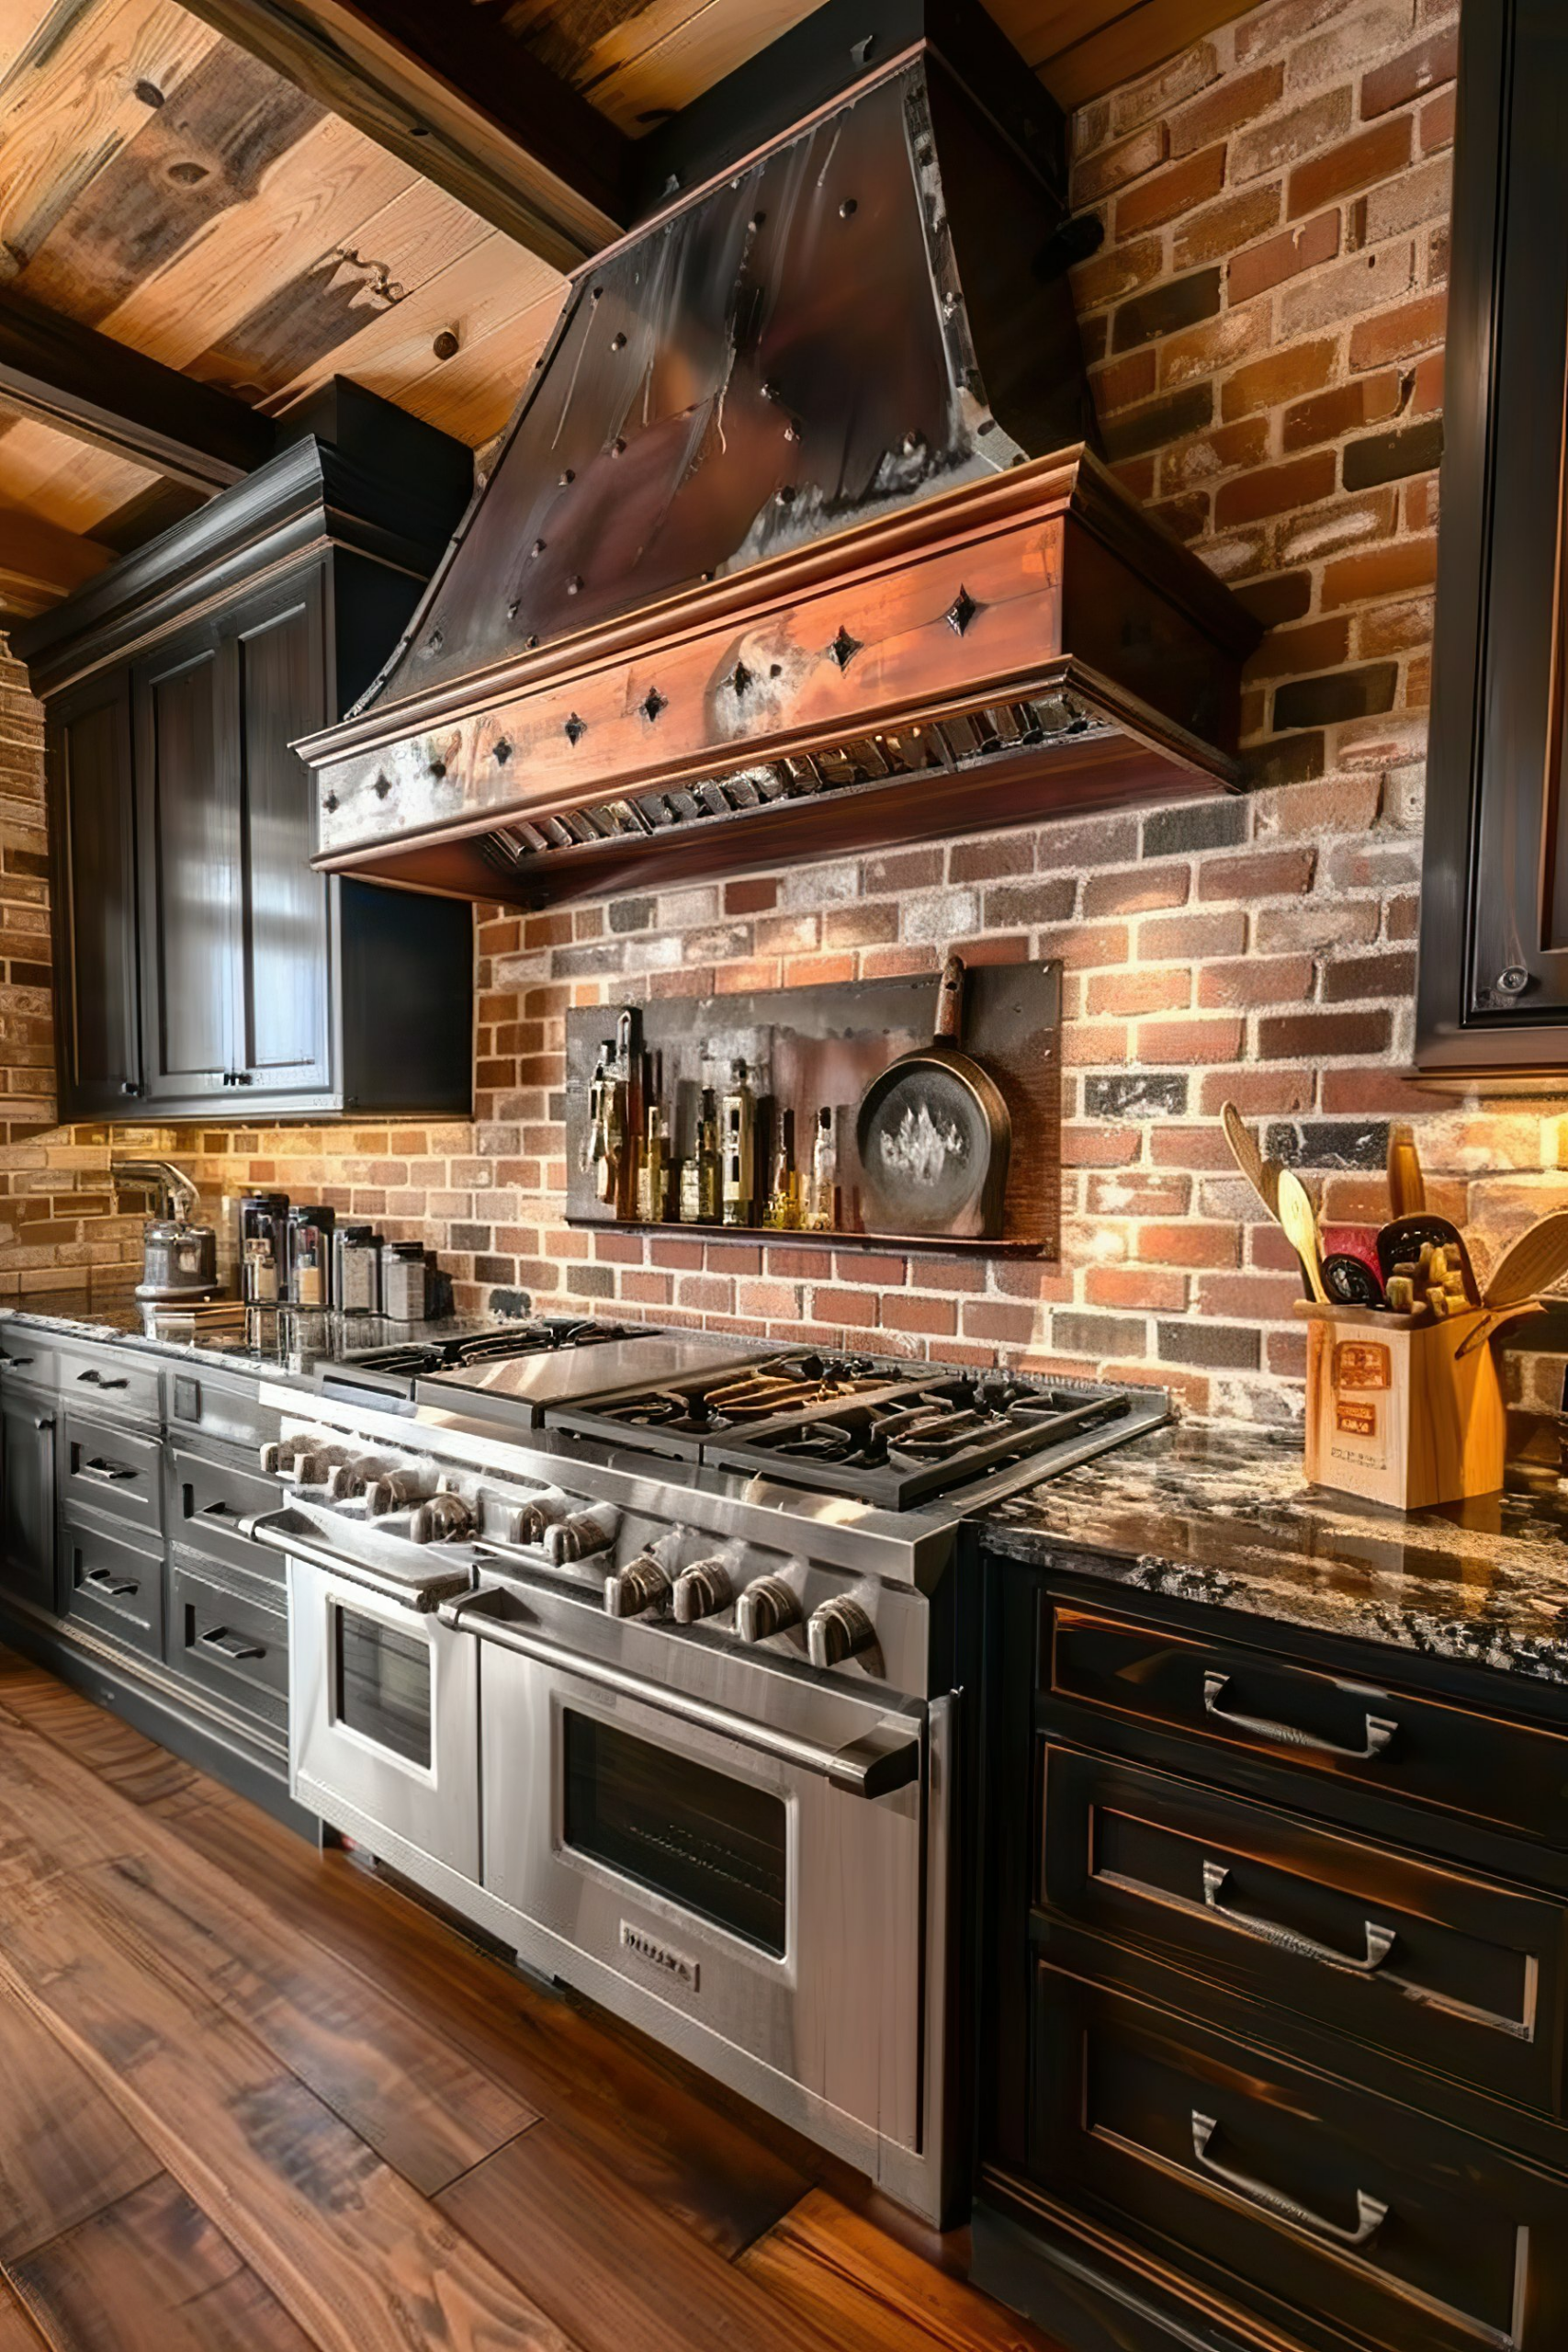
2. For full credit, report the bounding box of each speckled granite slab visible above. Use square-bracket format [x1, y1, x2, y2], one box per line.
[981, 1419, 1568, 1689]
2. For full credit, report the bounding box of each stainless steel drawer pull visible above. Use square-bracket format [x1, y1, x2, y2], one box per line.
[441, 1587, 921, 1801]
[80, 1458, 137, 1483]
[198, 1499, 235, 1517]
[1190, 2111, 1388, 2249]
[76, 1369, 129, 1389]
[198, 1626, 266, 1661]
[1201, 1672, 1396, 1762]
[1201, 1861, 1397, 1974]
[84, 1567, 138, 1599]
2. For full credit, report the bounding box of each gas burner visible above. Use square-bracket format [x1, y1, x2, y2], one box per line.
[318, 1316, 646, 1402]
[546, 1353, 900, 1460]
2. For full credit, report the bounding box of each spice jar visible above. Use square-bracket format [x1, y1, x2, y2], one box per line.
[286, 1204, 335, 1307]
[381, 1240, 430, 1321]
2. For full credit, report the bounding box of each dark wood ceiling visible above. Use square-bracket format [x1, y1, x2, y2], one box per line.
[0, 0, 1254, 624]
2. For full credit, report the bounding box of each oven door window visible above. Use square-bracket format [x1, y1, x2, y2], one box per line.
[563, 1711, 787, 1957]
[333, 1606, 432, 1769]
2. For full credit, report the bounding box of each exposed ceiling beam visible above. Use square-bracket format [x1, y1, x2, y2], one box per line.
[177, 0, 632, 273]
[0, 502, 114, 624]
[0, 291, 277, 492]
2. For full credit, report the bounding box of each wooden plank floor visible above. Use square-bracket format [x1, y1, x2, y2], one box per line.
[0, 1648, 1061, 2352]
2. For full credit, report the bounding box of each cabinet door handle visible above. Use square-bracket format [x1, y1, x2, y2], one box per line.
[234, 1070, 254, 1085]
[120, 1080, 143, 1097]
[80, 1457, 137, 1483]
[1201, 1861, 1397, 1975]
[198, 1625, 265, 1661]
[33, 1415, 53, 1433]
[198, 1498, 236, 1519]
[9, 1355, 36, 1367]
[76, 1369, 129, 1391]
[1190, 2111, 1388, 2249]
[1201, 1673, 1396, 1763]
[84, 1567, 139, 1599]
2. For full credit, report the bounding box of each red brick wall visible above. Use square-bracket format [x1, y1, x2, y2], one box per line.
[6, 0, 1567, 1421]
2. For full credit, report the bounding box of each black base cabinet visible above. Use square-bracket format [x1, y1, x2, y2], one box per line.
[15, 383, 476, 1125]
[974, 1555, 1568, 2352]
[0, 1336, 310, 1835]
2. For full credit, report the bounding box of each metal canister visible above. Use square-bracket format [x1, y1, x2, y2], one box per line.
[333, 1223, 381, 1314]
[238, 1192, 289, 1305]
[286, 1204, 336, 1308]
[380, 1240, 430, 1321]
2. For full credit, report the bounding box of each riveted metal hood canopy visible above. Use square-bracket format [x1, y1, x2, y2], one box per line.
[299, 0, 1259, 908]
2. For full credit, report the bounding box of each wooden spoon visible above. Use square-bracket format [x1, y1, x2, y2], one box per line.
[1482, 1210, 1568, 1306]
[1276, 1167, 1330, 1305]
[1386, 1122, 1427, 1219]
[1220, 1102, 1281, 1218]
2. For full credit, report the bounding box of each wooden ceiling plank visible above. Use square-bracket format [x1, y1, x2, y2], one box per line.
[177, 0, 630, 272]
[0, 415, 161, 535]
[265, 228, 563, 440]
[187, 168, 504, 403]
[998, 0, 1258, 102]
[0, 493, 114, 616]
[0, 287, 276, 486]
[385, 285, 570, 445]
[0, 0, 220, 282]
[555, 0, 820, 132]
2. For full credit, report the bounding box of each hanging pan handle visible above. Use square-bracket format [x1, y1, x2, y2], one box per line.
[933, 953, 967, 1043]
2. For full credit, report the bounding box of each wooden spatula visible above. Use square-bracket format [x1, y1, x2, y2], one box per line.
[1386, 1123, 1427, 1218]
[1220, 1102, 1281, 1218]
[1483, 1210, 1568, 1306]
[1277, 1167, 1330, 1305]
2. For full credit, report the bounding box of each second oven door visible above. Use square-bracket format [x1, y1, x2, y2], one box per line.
[289, 1561, 479, 1882]
[479, 1637, 925, 2153]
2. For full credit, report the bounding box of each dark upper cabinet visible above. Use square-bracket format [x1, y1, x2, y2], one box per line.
[1417, 0, 1568, 1075]
[47, 668, 141, 1115]
[17, 386, 477, 1125]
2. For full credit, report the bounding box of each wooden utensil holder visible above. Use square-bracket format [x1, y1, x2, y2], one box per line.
[1299, 1302, 1511, 1511]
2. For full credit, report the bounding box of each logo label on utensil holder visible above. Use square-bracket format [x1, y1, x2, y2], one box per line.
[1333, 1340, 1391, 1392]
[1336, 1400, 1378, 1438]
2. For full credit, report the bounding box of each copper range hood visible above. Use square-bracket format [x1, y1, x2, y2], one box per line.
[298, 0, 1260, 908]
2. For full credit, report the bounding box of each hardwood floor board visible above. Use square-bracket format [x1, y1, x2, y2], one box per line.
[739, 2190, 1068, 2352]
[0, 1990, 161, 2264]
[8, 2172, 320, 2352]
[436, 2122, 843, 2352]
[0, 1655, 199, 1807]
[81, 1840, 540, 2195]
[0, 1864, 581, 2352]
[0, 2276, 48, 2352]
[161, 1788, 813, 2258]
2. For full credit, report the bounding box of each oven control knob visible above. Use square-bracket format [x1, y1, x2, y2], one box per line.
[671, 1557, 733, 1625]
[326, 1455, 389, 1500]
[544, 1503, 619, 1565]
[807, 1596, 875, 1668]
[365, 1468, 433, 1518]
[290, 1443, 351, 1487]
[604, 1553, 671, 1618]
[410, 1491, 476, 1545]
[735, 1576, 801, 1643]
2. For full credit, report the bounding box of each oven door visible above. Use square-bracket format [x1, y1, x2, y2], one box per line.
[288, 1557, 479, 1883]
[454, 1587, 926, 2154]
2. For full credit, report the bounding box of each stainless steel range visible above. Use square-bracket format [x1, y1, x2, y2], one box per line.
[243, 1320, 1167, 2221]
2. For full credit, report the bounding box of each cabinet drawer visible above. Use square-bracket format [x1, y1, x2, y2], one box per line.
[0, 1327, 56, 1385]
[1041, 1742, 1568, 2118]
[169, 1446, 281, 1584]
[166, 1561, 287, 1733]
[61, 1412, 164, 1538]
[61, 1521, 162, 1657]
[166, 1369, 278, 1456]
[56, 1345, 162, 1423]
[1044, 1600, 1568, 1858]
[1032, 1966, 1568, 2352]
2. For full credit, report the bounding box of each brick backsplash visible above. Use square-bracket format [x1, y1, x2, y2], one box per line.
[4, 0, 1566, 1424]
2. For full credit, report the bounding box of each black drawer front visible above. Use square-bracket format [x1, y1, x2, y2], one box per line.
[1032, 1967, 1568, 2352]
[56, 1345, 162, 1423]
[1043, 1600, 1568, 1857]
[61, 1412, 164, 1538]
[62, 1521, 162, 1657]
[1041, 1742, 1567, 2118]
[166, 1562, 287, 1733]
[170, 1446, 282, 1584]
[166, 1369, 278, 1455]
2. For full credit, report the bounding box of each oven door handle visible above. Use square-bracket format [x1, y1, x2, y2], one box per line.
[238, 1510, 469, 1611]
[440, 1588, 921, 1800]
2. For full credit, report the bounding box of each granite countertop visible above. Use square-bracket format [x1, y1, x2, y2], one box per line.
[0, 1286, 508, 1382]
[981, 1419, 1568, 1690]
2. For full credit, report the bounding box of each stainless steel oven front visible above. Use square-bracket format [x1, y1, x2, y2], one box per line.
[444, 1579, 934, 2169]
[288, 1550, 479, 1889]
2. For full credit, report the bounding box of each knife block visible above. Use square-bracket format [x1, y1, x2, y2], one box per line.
[1299, 1302, 1508, 1511]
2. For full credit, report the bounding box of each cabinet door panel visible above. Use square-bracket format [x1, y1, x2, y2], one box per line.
[0, 1386, 56, 1614]
[50, 673, 141, 1115]
[234, 580, 332, 1099]
[135, 634, 237, 1099]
